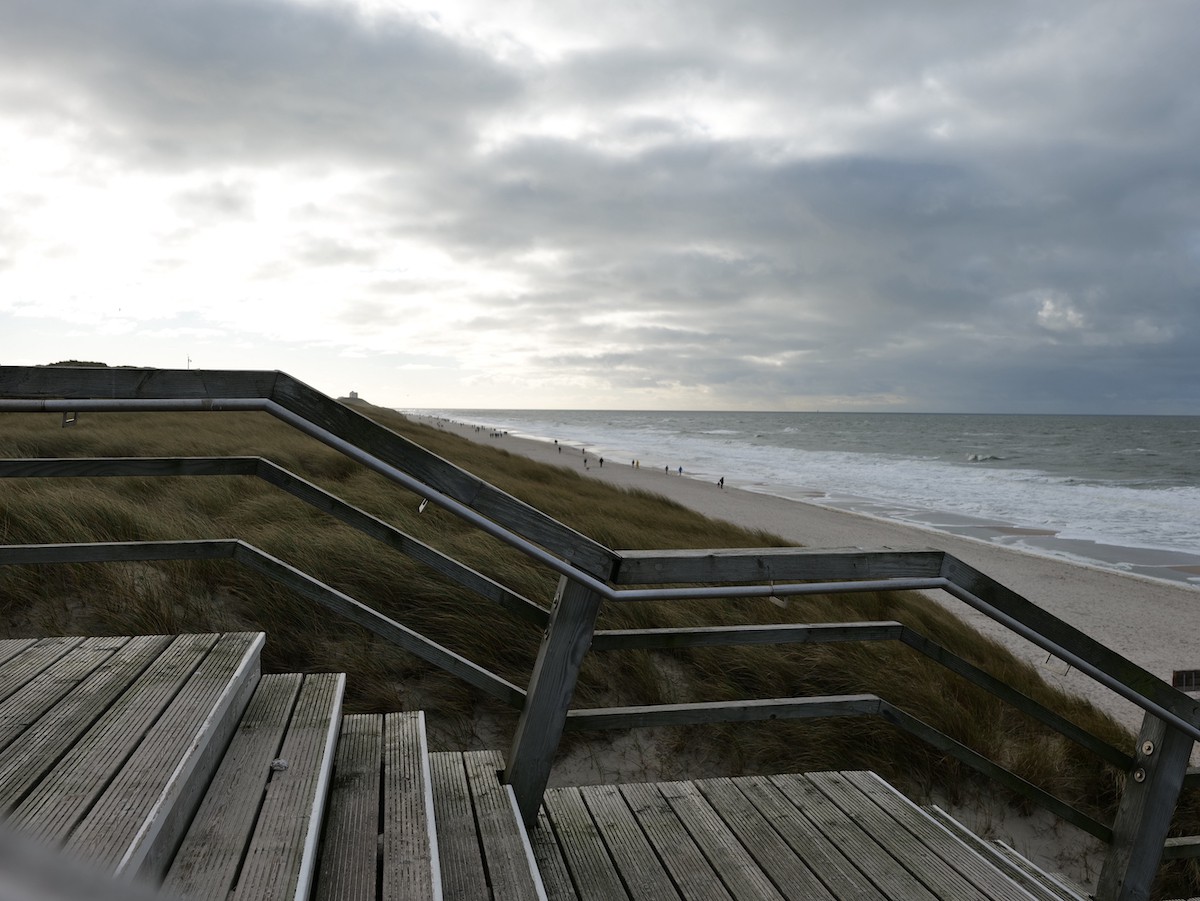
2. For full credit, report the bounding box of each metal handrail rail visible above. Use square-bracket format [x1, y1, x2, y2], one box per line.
[3, 366, 1195, 896]
[3, 393, 1195, 742]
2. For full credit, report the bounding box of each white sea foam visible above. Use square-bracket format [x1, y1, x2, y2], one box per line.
[415, 408, 1200, 579]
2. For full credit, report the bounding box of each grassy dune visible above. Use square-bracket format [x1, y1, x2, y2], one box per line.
[1, 398, 1196, 888]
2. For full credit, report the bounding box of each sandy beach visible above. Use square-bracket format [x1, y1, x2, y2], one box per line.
[422, 416, 1200, 741]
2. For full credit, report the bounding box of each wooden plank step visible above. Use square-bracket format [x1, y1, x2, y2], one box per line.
[529, 806, 581, 901]
[162, 674, 304, 899]
[543, 785, 631, 901]
[803, 772, 989, 900]
[619, 782, 734, 901]
[769, 773, 940, 901]
[5, 633, 222, 835]
[0, 634, 174, 813]
[385, 712, 441, 901]
[0, 637, 40, 667]
[313, 713, 383, 901]
[463, 750, 546, 900]
[694, 777, 835, 900]
[728, 775, 887, 900]
[577, 782, 683, 900]
[0, 636, 130, 751]
[925, 806, 1088, 901]
[430, 750, 489, 900]
[64, 632, 264, 879]
[0, 636, 87, 703]
[230, 671, 343, 901]
[655, 780, 786, 901]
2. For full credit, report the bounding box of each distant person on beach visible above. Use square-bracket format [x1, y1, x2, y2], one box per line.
[599, 457, 604, 467]
[665, 465, 669, 474]
[718, 477, 724, 489]
[678, 466, 683, 475]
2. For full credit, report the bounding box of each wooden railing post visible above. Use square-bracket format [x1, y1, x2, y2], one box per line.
[1096, 712, 1195, 901]
[505, 576, 604, 824]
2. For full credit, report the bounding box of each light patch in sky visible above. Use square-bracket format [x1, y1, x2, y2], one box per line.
[0, 0, 1196, 413]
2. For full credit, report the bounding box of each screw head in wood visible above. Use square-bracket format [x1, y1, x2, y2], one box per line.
[1141, 740, 1155, 756]
[1133, 767, 1147, 783]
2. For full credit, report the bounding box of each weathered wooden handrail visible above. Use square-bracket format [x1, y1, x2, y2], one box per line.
[0, 456, 549, 626]
[0, 366, 618, 579]
[2, 364, 1195, 900]
[0, 540, 525, 708]
[562, 694, 1111, 841]
[591, 621, 1133, 770]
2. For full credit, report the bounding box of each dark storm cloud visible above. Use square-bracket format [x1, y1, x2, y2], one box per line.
[0, 0, 517, 166]
[2, 0, 1197, 410]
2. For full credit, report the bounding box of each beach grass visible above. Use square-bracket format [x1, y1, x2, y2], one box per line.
[0, 400, 1197, 891]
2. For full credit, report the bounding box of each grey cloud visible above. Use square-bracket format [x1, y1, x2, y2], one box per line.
[0, 0, 518, 167]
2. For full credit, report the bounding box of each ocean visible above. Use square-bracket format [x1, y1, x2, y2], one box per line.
[413, 410, 1200, 587]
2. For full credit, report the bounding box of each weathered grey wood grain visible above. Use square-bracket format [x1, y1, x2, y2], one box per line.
[590, 621, 905, 651]
[529, 806, 582, 901]
[942, 554, 1200, 736]
[233, 672, 343, 901]
[6, 633, 219, 838]
[655, 780, 785, 901]
[565, 694, 882, 732]
[313, 713, 383, 901]
[1097, 713, 1194, 901]
[693, 777, 834, 900]
[0, 539, 238, 566]
[612, 547, 945, 585]
[430, 751, 489, 900]
[543, 786, 630, 900]
[463, 750, 547, 900]
[384, 712, 440, 901]
[729, 775, 887, 901]
[507, 577, 606, 825]
[0, 638, 37, 666]
[0, 456, 260, 479]
[0, 364, 280, 400]
[0, 637, 126, 752]
[0, 637, 86, 703]
[162, 674, 303, 899]
[805, 771, 990, 900]
[843, 772, 1036, 901]
[578, 783, 681, 900]
[618, 783, 733, 901]
[0, 635, 172, 813]
[768, 773, 939, 901]
[65, 632, 264, 879]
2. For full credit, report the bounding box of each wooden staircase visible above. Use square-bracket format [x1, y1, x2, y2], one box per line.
[0, 632, 545, 901]
[0, 631, 1098, 900]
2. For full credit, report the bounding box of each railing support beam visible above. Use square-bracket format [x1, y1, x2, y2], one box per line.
[1097, 712, 1195, 901]
[504, 576, 603, 825]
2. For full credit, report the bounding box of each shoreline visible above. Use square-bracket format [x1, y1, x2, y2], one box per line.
[414, 414, 1200, 742]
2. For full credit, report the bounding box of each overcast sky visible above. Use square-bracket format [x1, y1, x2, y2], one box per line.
[1, 1, 1197, 412]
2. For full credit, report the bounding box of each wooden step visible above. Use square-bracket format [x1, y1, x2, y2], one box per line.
[925, 804, 1090, 900]
[5, 631, 263, 883]
[164, 671, 344, 900]
[314, 711, 443, 901]
[430, 750, 547, 901]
